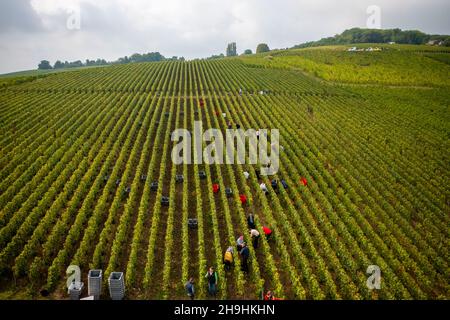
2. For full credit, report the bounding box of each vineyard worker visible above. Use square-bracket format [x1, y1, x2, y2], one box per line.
[256, 130, 260, 140]
[264, 290, 274, 300]
[300, 177, 308, 186]
[247, 213, 256, 229]
[205, 267, 218, 297]
[250, 228, 260, 249]
[281, 179, 288, 189]
[223, 246, 234, 271]
[271, 179, 278, 190]
[260, 182, 268, 195]
[243, 171, 250, 180]
[263, 226, 273, 240]
[185, 277, 195, 300]
[236, 235, 244, 251]
[264, 290, 281, 300]
[240, 243, 250, 272]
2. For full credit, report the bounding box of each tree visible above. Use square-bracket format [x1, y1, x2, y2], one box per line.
[96, 59, 107, 65]
[38, 60, 52, 70]
[243, 49, 253, 55]
[226, 42, 237, 57]
[256, 43, 270, 54]
[128, 52, 165, 63]
[69, 60, 83, 68]
[141, 52, 164, 62]
[207, 53, 225, 60]
[118, 56, 130, 64]
[130, 53, 143, 62]
[86, 59, 97, 67]
[53, 61, 64, 69]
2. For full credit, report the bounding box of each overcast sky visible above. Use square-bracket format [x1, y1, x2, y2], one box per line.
[0, 0, 449, 74]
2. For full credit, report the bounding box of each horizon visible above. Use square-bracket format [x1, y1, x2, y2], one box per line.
[4, 27, 450, 75]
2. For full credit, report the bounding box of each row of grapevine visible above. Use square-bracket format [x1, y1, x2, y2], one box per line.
[42, 93, 148, 290]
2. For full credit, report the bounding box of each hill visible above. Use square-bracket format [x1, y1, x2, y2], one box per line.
[293, 28, 450, 49]
[241, 44, 450, 87]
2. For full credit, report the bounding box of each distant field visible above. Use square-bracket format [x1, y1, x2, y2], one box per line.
[242, 44, 450, 87]
[0, 44, 448, 300]
[0, 65, 110, 78]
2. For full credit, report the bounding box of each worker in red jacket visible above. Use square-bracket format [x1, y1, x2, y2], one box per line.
[264, 290, 282, 300]
[264, 290, 274, 300]
[262, 226, 273, 240]
[300, 177, 308, 186]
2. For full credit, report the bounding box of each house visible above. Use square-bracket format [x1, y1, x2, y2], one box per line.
[427, 40, 443, 46]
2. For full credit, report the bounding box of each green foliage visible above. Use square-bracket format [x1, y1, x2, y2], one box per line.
[424, 53, 450, 65]
[0, 74, 49, 89]
[206, 53, 225, 60]
[127, 52, 165, 63]
[38, 60, 52, 70]
[293, 27, 450, 48]
[37, 52, 176, 72]
[256, 43, 270, 53]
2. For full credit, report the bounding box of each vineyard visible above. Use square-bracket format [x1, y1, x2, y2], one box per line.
[0, 47, 449, 300]
[242, 44, 450, 87]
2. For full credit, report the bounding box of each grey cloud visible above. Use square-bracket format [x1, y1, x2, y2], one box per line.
[0, 0, 43, 33]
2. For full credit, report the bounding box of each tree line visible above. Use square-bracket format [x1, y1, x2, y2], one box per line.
[38, 52, 185, 70]
[38, 43, 272, 69]
[293, 28, 450, 49]
[38, 42, 270, 70]
[206, 43, 271, 60]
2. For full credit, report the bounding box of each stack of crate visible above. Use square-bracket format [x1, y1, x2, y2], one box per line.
[88, 269, 102, 300]
[108, 272, 125, 300]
